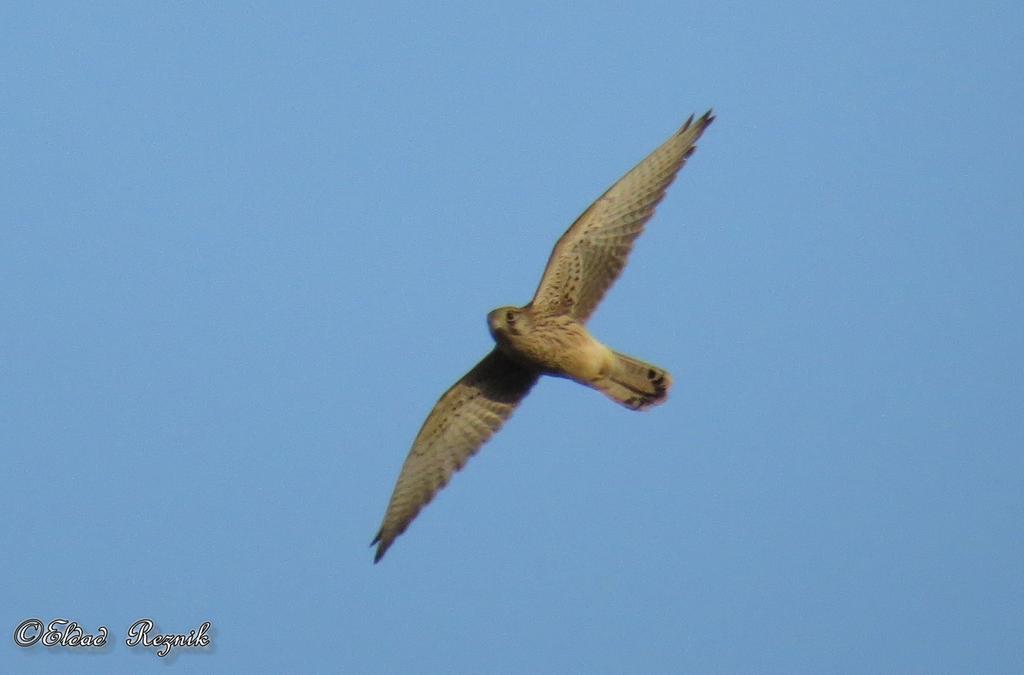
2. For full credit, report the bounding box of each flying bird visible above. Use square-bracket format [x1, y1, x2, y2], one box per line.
[372, 111, 714, 562]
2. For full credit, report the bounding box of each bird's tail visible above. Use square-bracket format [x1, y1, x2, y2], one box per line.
[592, 351, 672, 410]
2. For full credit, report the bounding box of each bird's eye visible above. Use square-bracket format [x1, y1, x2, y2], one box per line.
[506, 311, 515, 322]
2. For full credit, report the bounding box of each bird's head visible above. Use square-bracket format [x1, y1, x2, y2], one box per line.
[487, 306, 526, 340]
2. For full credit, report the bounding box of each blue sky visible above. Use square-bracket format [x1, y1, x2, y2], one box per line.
[2, 2, 1022, 673]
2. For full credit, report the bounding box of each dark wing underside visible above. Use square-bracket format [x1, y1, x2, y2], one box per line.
[372, 349, 539, 562]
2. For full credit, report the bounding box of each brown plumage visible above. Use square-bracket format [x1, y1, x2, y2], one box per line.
[372, 111, 714, 562]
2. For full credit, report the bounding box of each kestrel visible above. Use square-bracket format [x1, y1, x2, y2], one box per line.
[372, 111, 714, 562]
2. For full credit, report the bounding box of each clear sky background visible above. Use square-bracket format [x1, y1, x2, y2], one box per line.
[2, 2, 1022, 673]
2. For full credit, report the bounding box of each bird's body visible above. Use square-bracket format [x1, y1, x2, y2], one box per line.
[487, 306, 669, 409]
[372, 111, 714, 562]
[488, 308, 607, 380]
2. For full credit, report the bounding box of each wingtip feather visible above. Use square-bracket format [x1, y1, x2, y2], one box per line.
[371, 529, 387, 563]
[372, 533, 390, 563]
[681, 109, 715, 133]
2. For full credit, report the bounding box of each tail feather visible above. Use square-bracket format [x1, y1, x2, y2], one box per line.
[593, 351, 672, 410]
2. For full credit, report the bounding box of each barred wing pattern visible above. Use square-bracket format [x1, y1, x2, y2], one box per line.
[530, 111, 714, 322]
[372, 349, 539, 562]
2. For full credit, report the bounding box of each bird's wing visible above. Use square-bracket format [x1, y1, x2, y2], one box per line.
[372, 348, 539, 562]
[530, 111, 714, 322]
